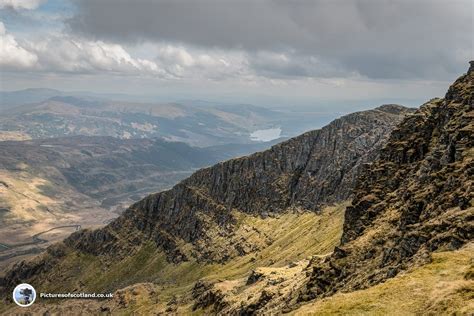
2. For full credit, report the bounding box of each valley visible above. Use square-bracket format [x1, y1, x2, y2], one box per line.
[0, 135, 280, 271]
[0, 90, 342, 273]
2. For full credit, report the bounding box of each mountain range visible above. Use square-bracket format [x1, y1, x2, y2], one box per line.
[0, 92, 335, 147]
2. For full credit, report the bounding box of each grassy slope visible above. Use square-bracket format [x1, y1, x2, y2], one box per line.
[294, 243, 474, 315]
[83, 202, 348, 296]
[0, 169, 58, 223]
[1, 203, 348, 314]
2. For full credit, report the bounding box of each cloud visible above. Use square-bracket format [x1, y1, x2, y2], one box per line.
[0, 22, 167, 76]
[28, 37, 166, 76]
[68, 0, 472, 80]
[0, 21, 38, 69]
[248, 51, 350, 79]
[154, 45, 251, 80]
[0, 23, 250, 81]
[2, 0, 471, 85]
[0, 0, 44, 10]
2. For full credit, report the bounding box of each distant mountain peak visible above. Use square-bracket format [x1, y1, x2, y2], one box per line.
[375, 104, 412, 114]
[47, 96, 101, 108]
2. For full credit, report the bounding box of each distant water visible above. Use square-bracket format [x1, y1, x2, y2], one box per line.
[250, 128, 282, 142]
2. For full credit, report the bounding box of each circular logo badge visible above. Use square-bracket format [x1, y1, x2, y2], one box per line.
[13, 283, 36, 307]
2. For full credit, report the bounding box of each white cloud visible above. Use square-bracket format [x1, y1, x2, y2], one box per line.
[29, 37, 166, 76]
[0, 24, 367, 83]
[0, 21, 38, 69]
[0, 23, 254, 81]
[0, 0, 44, 10]
[1, 19, 457, 87]
[69, 0, 472, 80]
[249, 51, 349, 78]
[0, 23, 167, 77]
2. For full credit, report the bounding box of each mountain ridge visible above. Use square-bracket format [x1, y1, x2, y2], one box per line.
[0, 94, 336, 146]
[2, 65, 471, 312]
[299, 65, 473, 301]
[6, 63, 473, 312]
[62, 104, 412, 264]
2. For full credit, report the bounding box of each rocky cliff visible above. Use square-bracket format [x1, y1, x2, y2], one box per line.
[301, 62, 474, 301]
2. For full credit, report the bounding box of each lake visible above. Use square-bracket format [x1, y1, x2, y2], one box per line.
[250, 128, 282, 142]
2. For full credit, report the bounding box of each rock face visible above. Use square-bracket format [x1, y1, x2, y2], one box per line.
[62, 105, 412, 264]
[302, 63, 474, 300]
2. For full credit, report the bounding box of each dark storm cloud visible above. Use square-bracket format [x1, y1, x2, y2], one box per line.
[68, 0, 472, 80]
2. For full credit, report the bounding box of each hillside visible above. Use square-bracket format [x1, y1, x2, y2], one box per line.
[300, 61, 473, 302]
[0, 104, 412, 313]
[2, 203, 349, 315]
[0, 95, 333, 146]
[294, 243, 473, 315]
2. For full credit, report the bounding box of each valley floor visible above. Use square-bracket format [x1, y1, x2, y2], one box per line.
[0, 169, 117, 273]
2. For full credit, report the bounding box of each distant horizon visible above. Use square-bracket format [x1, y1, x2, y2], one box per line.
[0, 85, 437, 112]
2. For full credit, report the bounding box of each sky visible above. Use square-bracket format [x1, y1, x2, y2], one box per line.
[0, 0, 472, 109]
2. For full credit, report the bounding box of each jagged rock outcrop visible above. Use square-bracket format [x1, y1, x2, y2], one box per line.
[301, 62, 474, 301]
[192, 280, 228, 312]
[61, 104, 412, 264]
